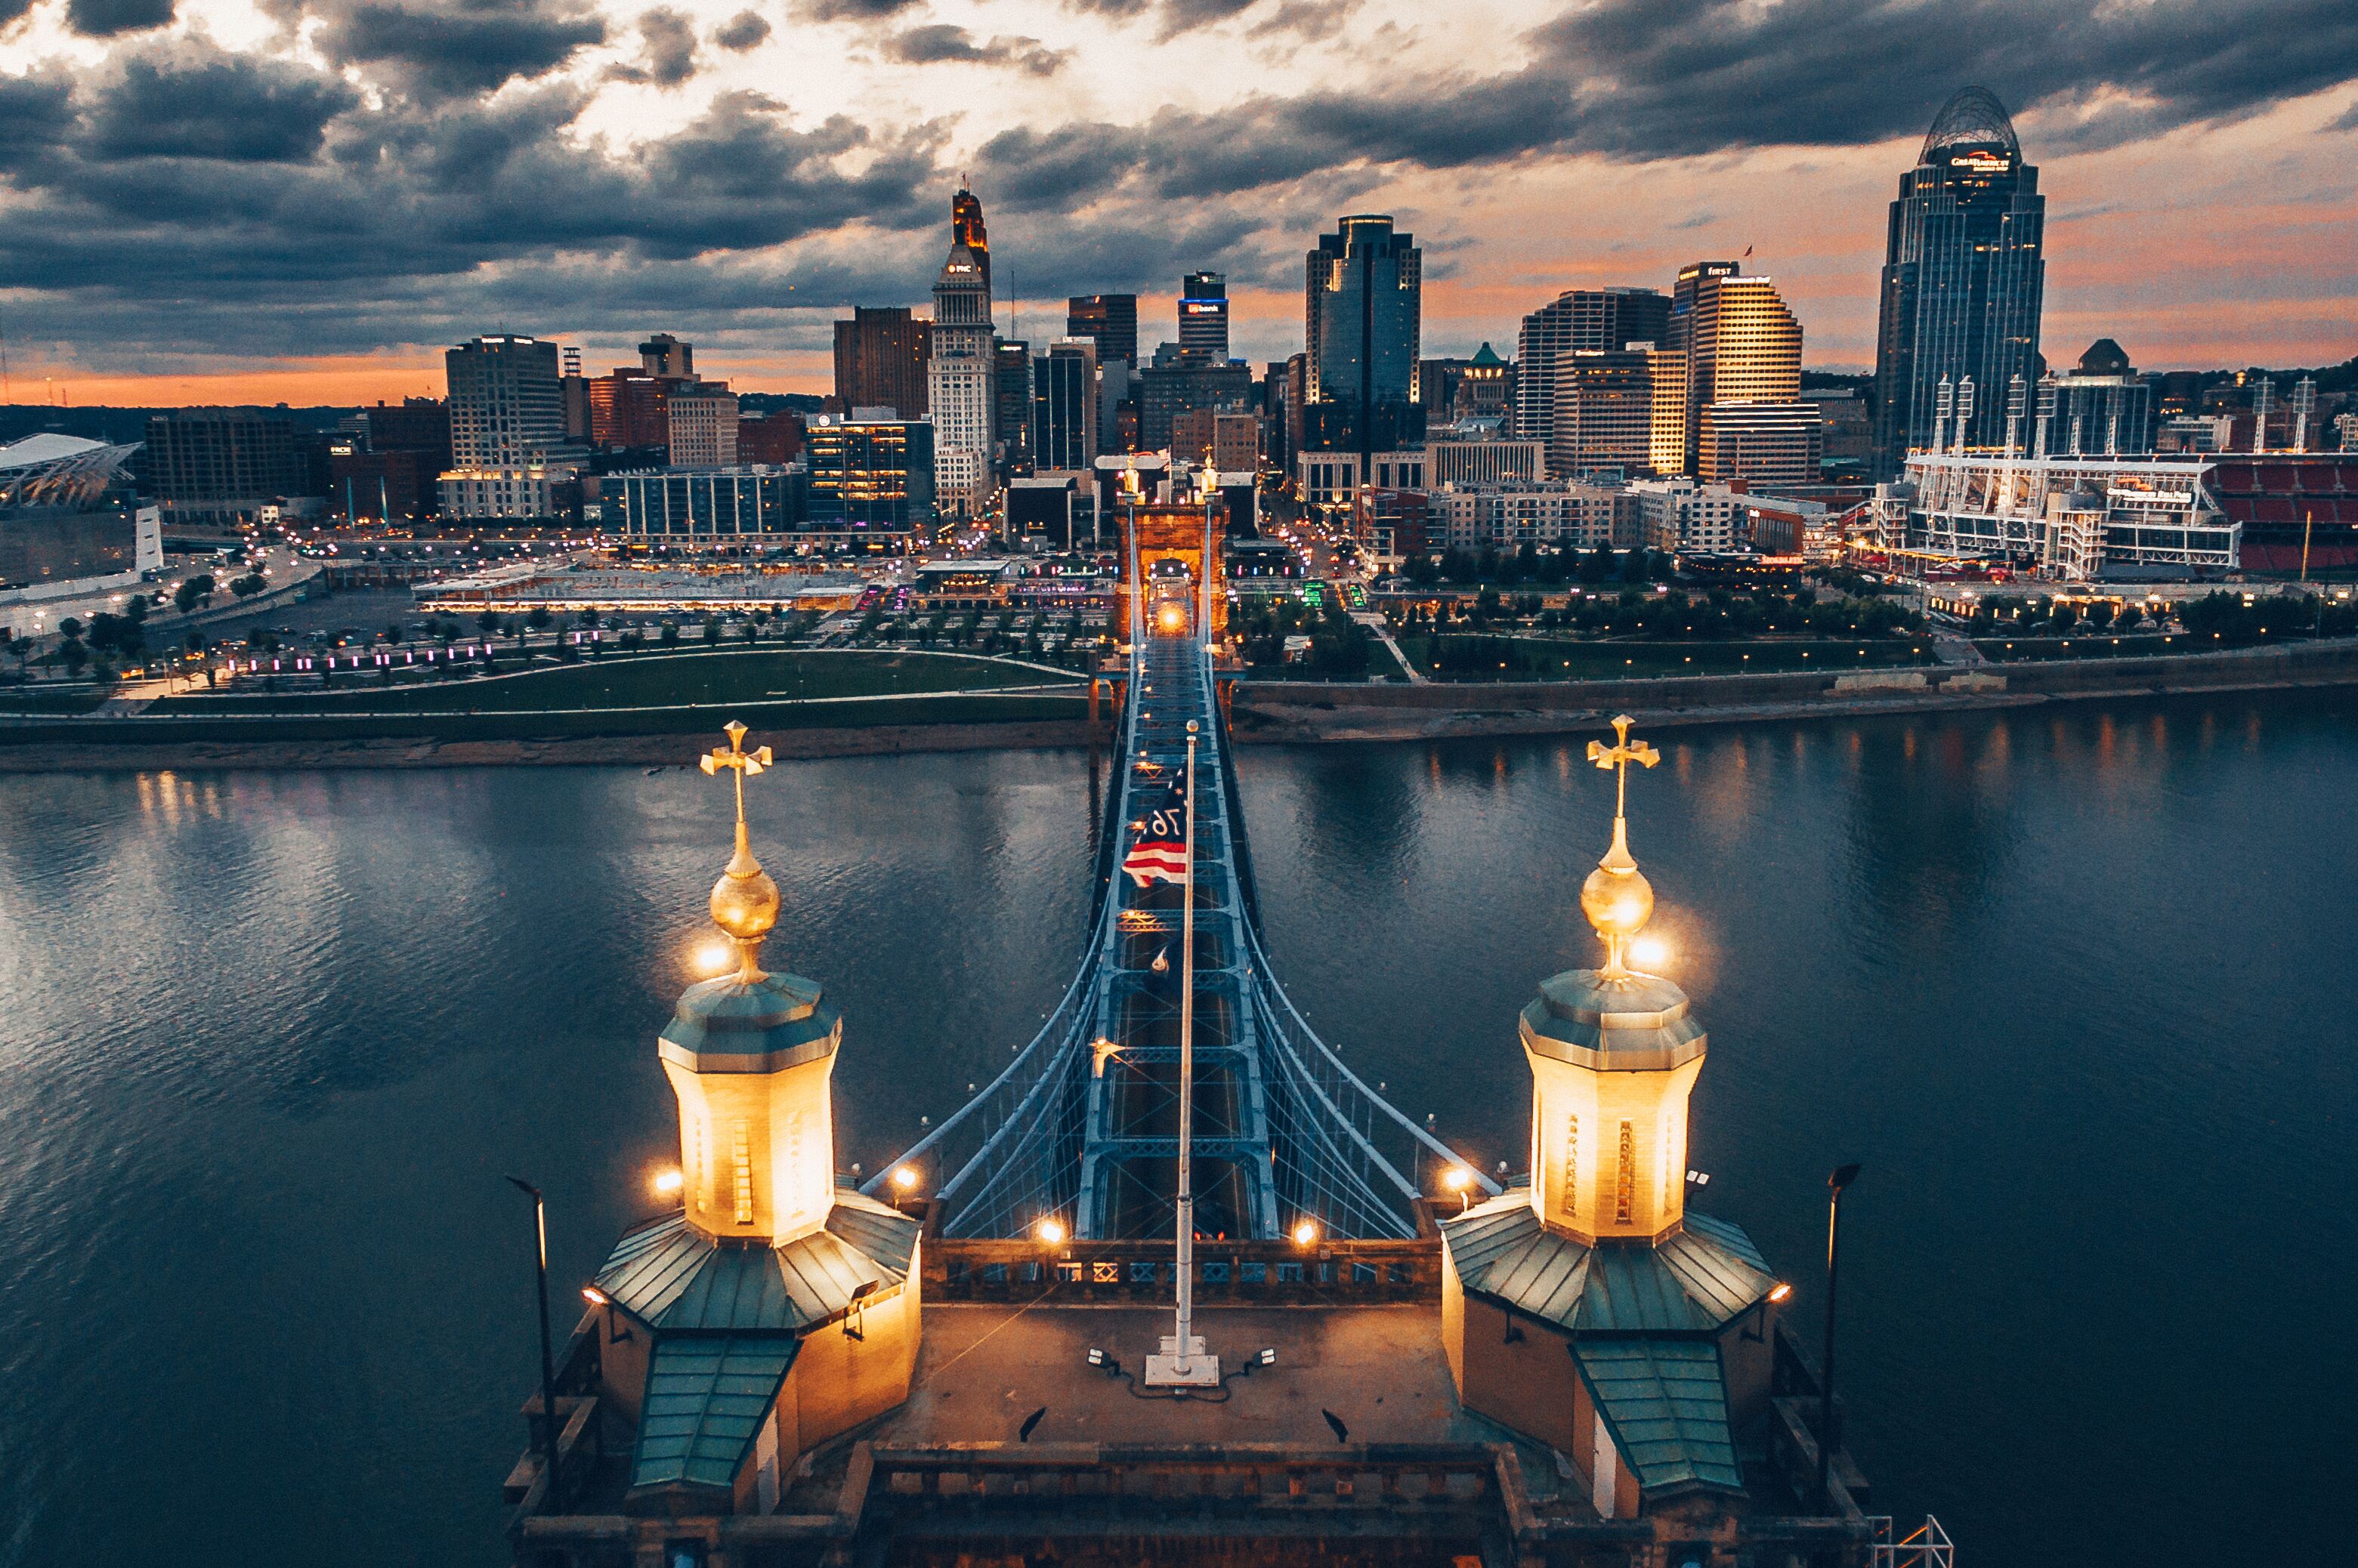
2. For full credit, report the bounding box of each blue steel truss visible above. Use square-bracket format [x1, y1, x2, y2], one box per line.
[864, 511, 1500, 1239]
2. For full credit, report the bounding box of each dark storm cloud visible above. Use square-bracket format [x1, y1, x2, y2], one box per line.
[604, 6, 700, 85]
[85, 45, 360, 162]
[0, 73, 73, 174]
[1528, 0, 2358, 159]
[713, 8, 769, 49]
[1062, 0, 1256, 39]
[311, 0, 609, 97]
[884, 24, 1067, 76]
[65, 0, 175, 36]
[795, 0, 919, 19]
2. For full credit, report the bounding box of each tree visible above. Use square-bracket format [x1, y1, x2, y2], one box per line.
[59, 637, 88, 677]
[702, 617, 721, 644]
[385, 622, 405, 645]
[174, 574, 217, 614]
[57, 617, 84, 641]
[230, 573, 267, 599]
[527, 605, 555, 637]
[123, 594, 150, 626]
[1618, 548, 1651, 585]
[660, 621, 681, 647]
[477, 610, 505, 640]
[6, 637, 29, 677]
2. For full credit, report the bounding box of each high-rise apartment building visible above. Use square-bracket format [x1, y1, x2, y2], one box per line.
[833, 307, 931, 420]
[1303, 214, 1422, 467]
[1179, 272, 1229, 360]
[1551, 350, 1655, 477]
[666, 385, 740, 467]
[1065, 294, 1139, 370]
[928, 191, 997, 520]
[1645, 347, 1689, 474]
[1032, 338, 1098, 473]
[1513, 288, 1668, 447]
[1871, 87, 2045, 474]
[444, 335, 568, 469]
[1697, 403, 1822, 489]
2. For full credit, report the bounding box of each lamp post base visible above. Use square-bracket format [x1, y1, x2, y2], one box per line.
[1144, 1335, 1221, 1387]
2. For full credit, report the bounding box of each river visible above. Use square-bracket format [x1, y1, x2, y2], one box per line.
[2, 690, 2353, 1565]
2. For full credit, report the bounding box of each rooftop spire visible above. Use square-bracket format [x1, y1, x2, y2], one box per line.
[1581, 715, 1661, 980]
[700, 721, 779, 982]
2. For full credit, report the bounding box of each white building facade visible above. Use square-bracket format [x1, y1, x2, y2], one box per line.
[928, 242, 997, 521]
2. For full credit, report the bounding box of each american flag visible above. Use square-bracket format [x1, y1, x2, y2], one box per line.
[1120, 767, 1190, 887]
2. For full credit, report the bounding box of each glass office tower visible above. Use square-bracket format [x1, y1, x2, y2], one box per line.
[1871, 87, 2045, 474]
[1303, 214, 1423, 465]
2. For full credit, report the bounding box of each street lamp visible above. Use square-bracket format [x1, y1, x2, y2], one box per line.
[1442, 1165, 1473, 1212]
[505, 1174, 562, 1510]
[1817, 1162, 1862, 1513]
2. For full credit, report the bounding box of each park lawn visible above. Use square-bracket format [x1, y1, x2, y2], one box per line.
[1403, 635, 1936, 681]
[150, 649, 1071, 715]
[0, 684, 113, 714]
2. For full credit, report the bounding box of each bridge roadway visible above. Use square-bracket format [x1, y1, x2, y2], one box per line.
[867, 520, 1494, 1241]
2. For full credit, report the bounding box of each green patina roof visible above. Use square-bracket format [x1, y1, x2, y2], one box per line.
[604, 1191, 921, 1496]
[632, 1335, 799, 1492]
[1441, 1194, 1775, 1334]
[1441, 1195, 1776, 1499]
[1520, 968, 1707, 1073]
[1578, 1338, 1743, 1494]
[1471, 342, 1504, 366]
[659, 968, 840, 1074]
[595, 1193, 920, 1333]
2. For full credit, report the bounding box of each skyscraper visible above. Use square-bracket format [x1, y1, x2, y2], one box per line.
[1032, 338, 1099, 472]
[1179, 272, 1229, 360]
[952, 186, 990, 288]
[1303, 214, 1422, 469]
[929, 193, 997, 520]
[1065, 294, 1139, 370]
[1871, 87, 2046, 474]
[1672, 270, 1806, 480]
[444, 335, 567, 468]
[993, 338, 1032, 476]
[1513, 288, 1669, 445]
[1550, 350, 1655, 478]
[833, 307, 930, 419]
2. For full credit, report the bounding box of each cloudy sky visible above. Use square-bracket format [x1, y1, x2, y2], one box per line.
[1, 0, 2353, 405]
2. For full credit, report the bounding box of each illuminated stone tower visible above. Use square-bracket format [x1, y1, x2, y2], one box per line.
[584, 724, 923, 1515]
[662, 724, 842, 1242]
[1523, 715, 1704, 1242]
[1441, 716, 1785, 1522]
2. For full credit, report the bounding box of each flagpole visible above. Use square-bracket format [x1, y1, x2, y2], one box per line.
[1174, 716, 1199, 1373]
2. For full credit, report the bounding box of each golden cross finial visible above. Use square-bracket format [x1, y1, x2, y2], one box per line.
[700, 719, 773, 847]
[1581, 715, 1660, 980]
[700, 721, 780, 980]
[1587, 714, 1659, 823]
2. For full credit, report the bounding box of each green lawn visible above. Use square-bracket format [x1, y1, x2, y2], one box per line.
[150, 649, 1071, 715]
[0, 684, 112, 715]
[1400, 635, 1936, 681]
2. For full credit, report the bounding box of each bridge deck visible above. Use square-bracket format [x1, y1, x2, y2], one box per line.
[869, 517, 1495, 1239]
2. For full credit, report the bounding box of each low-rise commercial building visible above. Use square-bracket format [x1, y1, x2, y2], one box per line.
[601, 467, 813, 539]
[804, 415, 936, 532]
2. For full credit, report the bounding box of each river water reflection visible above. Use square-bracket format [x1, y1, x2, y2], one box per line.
[2, 690, 2353, 1566]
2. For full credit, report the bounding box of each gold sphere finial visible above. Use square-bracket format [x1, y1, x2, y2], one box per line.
[1581, 715, 1661, 980]
[699, 721, 779, 981]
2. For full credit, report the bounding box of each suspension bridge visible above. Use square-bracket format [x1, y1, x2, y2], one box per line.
[864, 501, 1497, 1239]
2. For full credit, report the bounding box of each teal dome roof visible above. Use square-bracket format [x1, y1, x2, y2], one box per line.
[659, 968, 840, 1074]
[1520, 968, 1705, 1071]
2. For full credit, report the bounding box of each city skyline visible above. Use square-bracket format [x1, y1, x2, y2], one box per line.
[0, 0, 2353, 406]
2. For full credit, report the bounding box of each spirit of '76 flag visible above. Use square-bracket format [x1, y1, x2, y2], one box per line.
[1121, 767, 1191, 887]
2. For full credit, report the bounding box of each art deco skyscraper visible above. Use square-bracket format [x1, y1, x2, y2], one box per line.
[1871, 87, 2046, 474]
[929, 190, 996, 520]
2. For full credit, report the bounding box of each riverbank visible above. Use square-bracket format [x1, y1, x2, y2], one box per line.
[4, 638, 2353, 768]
